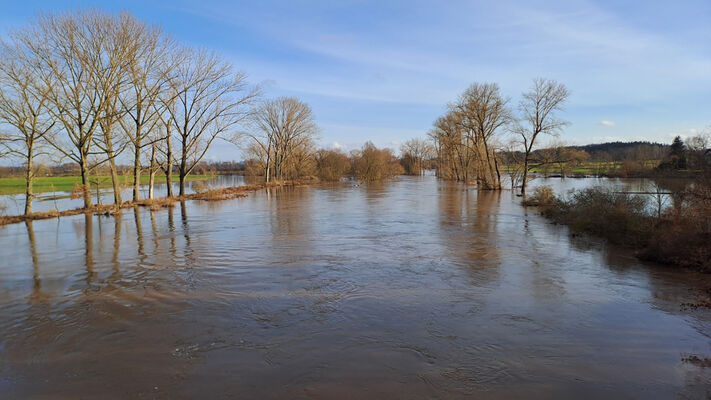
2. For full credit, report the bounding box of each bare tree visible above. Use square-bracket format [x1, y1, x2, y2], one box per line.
[454, 82, 512, 189]
[0, 37, 55, 214]
[429, 112, 471, 181]
[118, 25, 174, 201]
[164, 47, 257, 195]
[16, 11, 135, 208]
[240, 97, 318, 182]
[512, 78, 570, 195]
[351, 141, 404, 182]
[400, 138, 434, 175]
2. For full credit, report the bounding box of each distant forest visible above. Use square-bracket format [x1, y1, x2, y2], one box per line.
[570, 141, 668, 161]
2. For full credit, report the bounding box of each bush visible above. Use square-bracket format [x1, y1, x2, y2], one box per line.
[191, 181, 209, 193]
[538, 181, 711, 271]
[315, 149, 351, 182]
[543, 186, 654, 247]
[523, 185, 555, 207]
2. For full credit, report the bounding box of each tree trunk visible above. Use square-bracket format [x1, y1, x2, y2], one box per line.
[148, 146, 156, 199]
[165, 132, 173, 197]
[133, 143, 141, 201]
[24, 154, 34, 215]
[179, 156, 187, 196]
[521, 155, 529, 195]
[179, 135, 187, 196]
[79, 157, 93, 208]
[108, 157, 122, 205]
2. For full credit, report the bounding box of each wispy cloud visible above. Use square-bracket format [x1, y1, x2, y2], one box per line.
[89, 0, 711, 147]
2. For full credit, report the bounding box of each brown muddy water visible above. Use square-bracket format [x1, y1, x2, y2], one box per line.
[0, 176, 710, 399]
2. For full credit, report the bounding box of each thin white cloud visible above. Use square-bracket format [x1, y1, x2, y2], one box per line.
[599, 120, 615, 127]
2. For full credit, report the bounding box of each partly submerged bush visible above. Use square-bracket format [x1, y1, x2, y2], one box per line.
[534, 183, 711, 271]
[522, 185, 555, 207]
[545, 187, 654, 247]
[191, 181, 209, 193]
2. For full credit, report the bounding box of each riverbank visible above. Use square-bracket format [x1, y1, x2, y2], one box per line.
[0, 180, 305, 226]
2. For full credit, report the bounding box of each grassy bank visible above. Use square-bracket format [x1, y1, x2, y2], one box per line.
[0, 174, 215, 195]
[526, 183, 711, 272]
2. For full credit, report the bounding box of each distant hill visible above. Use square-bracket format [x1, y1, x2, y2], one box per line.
[570, 141, 668, 161]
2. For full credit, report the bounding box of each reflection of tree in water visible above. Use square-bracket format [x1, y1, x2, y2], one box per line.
[150, 209, 160, 252]
[24, 221, 47, 302]
[84, 214, 95, 286]
[133, 206, 146, 259]
[268, 186, 313, 237]
[112, 213, 122, 275]
[437, 182, 501, 285]
[167, 204, 177, 259]
[267, 186, 315, 265]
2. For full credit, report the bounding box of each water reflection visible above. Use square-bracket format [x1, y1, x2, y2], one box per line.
[0, 176, 709, 399]
[84, 213, 94, 284]
[24, 221, 46, 302]
[112, 214, 121, 273]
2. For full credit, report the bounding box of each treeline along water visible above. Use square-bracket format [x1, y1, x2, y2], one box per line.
[0, 176, 709, 398]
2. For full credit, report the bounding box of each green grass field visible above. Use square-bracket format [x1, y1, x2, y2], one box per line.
[0, 174, 215, 195]
[503, 160, 661, 175]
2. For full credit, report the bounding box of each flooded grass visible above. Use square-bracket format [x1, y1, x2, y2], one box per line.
[0, 180, 308, 226]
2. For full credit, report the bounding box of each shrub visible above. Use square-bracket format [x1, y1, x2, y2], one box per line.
[543, 186, 654, 247]
[191, 181, 209, 193]
[522, 185, 555, 207]
[315, 149, 351, 182]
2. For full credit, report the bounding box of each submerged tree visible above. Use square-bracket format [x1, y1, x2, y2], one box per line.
[400, 138, 434, 175]
[429, 111, 471, 181]
[351, 142, 404, 182]
[0, 35, 55, 214]
[8, 11, 138, 208]
[241, 96, 318, 182]
[511, 78, 570, 194]
[118, 22, 174, 201]
[454, 82, 512, 189]
[165, 47, 257, 195]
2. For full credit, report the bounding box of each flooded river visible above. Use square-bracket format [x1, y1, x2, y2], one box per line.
[0, 176, 710, 398]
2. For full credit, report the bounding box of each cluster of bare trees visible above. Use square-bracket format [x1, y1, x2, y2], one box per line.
[429, 79, 571, 193]
[242, 140, 407, 183]
[0, 10, 258, 214]
[400, 138, 434, 175]
[235, 97, 318, 182]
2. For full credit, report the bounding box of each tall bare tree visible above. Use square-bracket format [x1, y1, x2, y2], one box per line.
[0, 37, 55, 214]
[16, 11, 135, 208]
[429, 112, 471, 181]
[512, 78, 570, 195]
[118, 24, 174, 201]
[164, 47, 257, 195]
[454, 82, 512, 189]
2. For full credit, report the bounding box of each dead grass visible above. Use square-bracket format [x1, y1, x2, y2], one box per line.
[0, 180, 307, 226]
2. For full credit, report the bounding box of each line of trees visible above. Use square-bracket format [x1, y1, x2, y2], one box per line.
[241, 140, 406, 183]
[0, 10, 259, 214]
[429, 78, 571, 193]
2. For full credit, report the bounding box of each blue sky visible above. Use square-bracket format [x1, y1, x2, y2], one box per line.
[2, 0, 710, 161]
